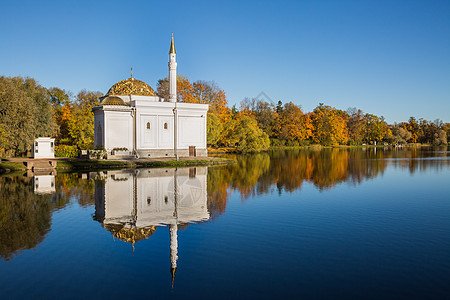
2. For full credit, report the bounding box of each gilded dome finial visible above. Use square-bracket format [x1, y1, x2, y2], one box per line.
[131, 67, 133, 79]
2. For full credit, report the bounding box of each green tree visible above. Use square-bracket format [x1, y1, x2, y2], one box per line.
[364, 114, 389, 144]
[0, 76, 54, 156]
[223, 116, 270, 153]
[391, 125, 412, 145]
[207, 113, 223, 146]
[240, 98, 277, 136]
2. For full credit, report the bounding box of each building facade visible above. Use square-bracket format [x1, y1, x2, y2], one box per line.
[92, 34, 208, 158]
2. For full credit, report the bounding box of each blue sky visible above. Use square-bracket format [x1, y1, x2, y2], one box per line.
[1, 0, 449, 123]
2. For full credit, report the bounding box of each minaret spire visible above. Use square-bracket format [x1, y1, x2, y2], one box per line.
[169, 32, 176, 54]
[169, 33, 178, 159]
[168, 33, 177, 102]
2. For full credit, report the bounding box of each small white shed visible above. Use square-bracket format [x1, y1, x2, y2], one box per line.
[32, 137, 55, 159]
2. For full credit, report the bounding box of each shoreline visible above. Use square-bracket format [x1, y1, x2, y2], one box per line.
[1, 143, 443, 173]
[208, 143, 436, 154]
[0, 156, 236, 174]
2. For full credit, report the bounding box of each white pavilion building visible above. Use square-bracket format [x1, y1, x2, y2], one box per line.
[92, 34, 208, 158]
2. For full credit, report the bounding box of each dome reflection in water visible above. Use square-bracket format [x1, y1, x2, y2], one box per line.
[93, 167, 208, 287]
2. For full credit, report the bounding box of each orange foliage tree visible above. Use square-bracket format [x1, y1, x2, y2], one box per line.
[310, 103, 348, 146]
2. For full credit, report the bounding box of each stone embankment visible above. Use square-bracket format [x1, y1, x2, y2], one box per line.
[0, 156, 234, 173]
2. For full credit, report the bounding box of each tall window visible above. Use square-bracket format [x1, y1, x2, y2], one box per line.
[146, 122, 151, 130]
[164, 122, 168, 130]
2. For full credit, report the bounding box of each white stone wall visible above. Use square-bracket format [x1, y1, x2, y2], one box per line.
[134, 100, 208, 151]
[178, 116, 206, 149]
[104, 110, 133, 151]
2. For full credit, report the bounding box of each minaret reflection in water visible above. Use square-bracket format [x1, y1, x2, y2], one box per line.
[94, 167, 209, 287]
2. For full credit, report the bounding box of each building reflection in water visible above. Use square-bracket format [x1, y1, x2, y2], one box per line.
[33, 175, 56, 195]
[94, 167, 208, 286]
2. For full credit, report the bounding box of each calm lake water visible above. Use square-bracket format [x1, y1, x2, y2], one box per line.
[1, 147, 450, 299]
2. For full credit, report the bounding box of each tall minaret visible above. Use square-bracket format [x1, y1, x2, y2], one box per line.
[169, 33, 177, 102]
[169, 223, 178, 288]
[170, 170, 179, 288]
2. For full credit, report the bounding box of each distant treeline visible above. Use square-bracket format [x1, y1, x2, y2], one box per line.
[0, 75, 448, 156]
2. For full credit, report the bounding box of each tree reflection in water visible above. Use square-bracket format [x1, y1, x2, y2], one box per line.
[207, 146, 450, 210]
[0, 146, 448, 261]
[0, 176, 53, 261]
[0, 172, 97, 261]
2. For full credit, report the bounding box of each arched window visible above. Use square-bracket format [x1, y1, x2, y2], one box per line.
[146, 122, 151, 130]
[164, 122, 168, 130]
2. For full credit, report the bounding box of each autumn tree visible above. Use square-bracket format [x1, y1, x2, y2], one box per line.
[193, 80, 230, 123]
[48, 87, 71, 143]
[66, 90, 102, 149]
[347, 108, 366, 145]
[207, 113, 223, 146]
[240, 98, 277, 136]
[442, 123, 450, 144]
[363, 114, 389, 144]
[406, 117, 420, 143]
[310, 103, 348, 146]
[278, 102, 311, 142]
[156, 75, 195, 103]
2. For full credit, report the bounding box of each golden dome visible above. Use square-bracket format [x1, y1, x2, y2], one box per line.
[105, 224, 157, 244]
[106, 77, 156, 97]
[100, 95, 127, 106]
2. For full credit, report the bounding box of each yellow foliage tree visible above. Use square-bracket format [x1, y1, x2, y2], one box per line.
[310, 103, 348, 146]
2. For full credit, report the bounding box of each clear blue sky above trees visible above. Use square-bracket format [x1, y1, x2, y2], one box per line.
[1, 0, 449, 123]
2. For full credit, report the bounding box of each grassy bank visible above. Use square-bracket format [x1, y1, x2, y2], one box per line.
[0, 157, 235, 173]
[0, 161, 27, 172]
[56, 158, 234, 171]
